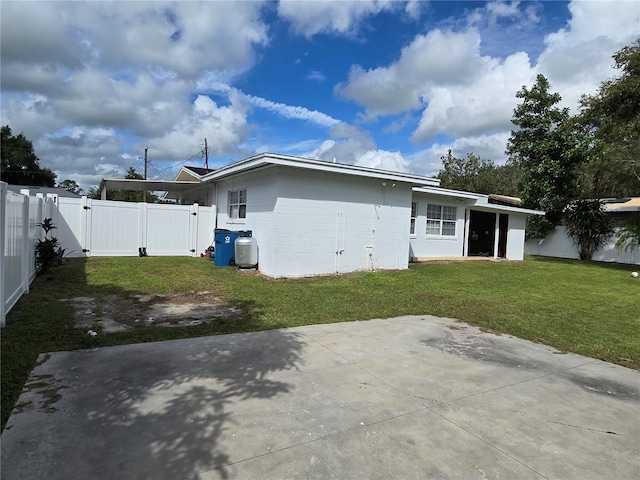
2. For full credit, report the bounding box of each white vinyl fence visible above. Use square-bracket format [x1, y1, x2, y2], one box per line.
[2, 184, 216, 326]
[52, 197, 216, 258]
[1, 182, 57, 326]
[525, 225, 639, 265]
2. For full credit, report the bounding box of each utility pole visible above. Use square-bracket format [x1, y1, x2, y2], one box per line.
[204, 138, 209, 169]
[143, 147, 148, 203]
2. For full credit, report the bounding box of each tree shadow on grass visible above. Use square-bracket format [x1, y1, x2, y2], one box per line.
[527, 254, 639, 272]
[2, 327, 306, 480]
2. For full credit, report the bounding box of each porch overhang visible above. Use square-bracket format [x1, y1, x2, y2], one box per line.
[413, 186, 544, 216]
[98, 179, 202, 200]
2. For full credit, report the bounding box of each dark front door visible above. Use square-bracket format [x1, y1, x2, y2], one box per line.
[468, 210, 496, 256]
[497, 214, 509, 258]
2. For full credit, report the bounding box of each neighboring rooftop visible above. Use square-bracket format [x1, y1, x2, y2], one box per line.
[6, 185, 82, 198]
[183, 166, 216, 176]
[602, 197, 640, 213]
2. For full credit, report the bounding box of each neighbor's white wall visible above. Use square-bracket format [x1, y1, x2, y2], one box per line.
[525, 226, 639, 265]
[409, 192, 466, 259]
[219, 166, 413, 277]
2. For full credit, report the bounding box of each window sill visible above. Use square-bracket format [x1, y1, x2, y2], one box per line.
[425, 235, 458, 240]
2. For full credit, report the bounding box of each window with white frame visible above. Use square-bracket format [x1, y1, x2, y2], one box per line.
[228, 189, 247, 219]
[426, 204, 456, 236]
[410, 202, 417, 235]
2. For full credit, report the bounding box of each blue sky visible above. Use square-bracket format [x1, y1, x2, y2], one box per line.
[1, 1, 638, 191]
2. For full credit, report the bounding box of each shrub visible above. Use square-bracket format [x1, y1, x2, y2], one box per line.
[564, 199, 613, 260]
[35, 218, 61, 274]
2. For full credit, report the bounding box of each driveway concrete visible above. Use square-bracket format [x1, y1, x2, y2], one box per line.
[2, 315, 639, 479]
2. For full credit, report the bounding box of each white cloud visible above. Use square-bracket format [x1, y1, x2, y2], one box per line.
[35, 127, 128, 190]
[304, 123, 376, 164]
[338, 0, 637, 150]
[0, 1, 267, 186]
[412, 52, 534, 141]
[407, 132, 512, 177]
[354, 150, 411, 173]
[538, 0, 640, 110]
[337, 29, 484, 118]
[404, 0, 425, 20]
[307, 71, 326, 82]
[245, 95, 340, 128]
[278, 0, 397, 37]
[135, 92, 252, 160]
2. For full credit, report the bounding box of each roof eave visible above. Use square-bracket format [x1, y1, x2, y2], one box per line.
[201, 153, 441, 187]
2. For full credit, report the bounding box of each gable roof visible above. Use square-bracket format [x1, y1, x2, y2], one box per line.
[201, 153, 441, 187]
[184, 166, 215, 176]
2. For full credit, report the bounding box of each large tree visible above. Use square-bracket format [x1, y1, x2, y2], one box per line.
[437, 150, 521, 196]
[57, 179, 83, 195]
[579, 38, 640, 197]
[0, 125, 56, 186]
[506, 74, 590, 238]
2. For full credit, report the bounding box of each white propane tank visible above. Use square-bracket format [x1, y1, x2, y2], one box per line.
[234, 236, 258, 268]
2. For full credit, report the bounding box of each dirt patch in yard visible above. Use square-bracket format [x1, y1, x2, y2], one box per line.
[66, 292, 242, 332]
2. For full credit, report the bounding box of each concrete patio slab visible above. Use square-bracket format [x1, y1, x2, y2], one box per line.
[2, 315, 639, 480]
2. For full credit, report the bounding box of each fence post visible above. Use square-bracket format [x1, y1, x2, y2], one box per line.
[139, 202, 148, 253]
[1, 182, 7, 327]
[80, 196, 91, 256]
[190, 203, 199, 257]
[21, 194, 30, 295]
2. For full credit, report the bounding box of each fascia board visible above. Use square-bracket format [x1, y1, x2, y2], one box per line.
[202, 153, 440, 187]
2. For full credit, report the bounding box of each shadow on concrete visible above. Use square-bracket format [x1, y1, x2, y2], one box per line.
[3, 325, 306, 480]
[80, 330, 306, 480]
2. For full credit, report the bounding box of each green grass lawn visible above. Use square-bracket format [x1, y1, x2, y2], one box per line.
[2, 255, 639, 429]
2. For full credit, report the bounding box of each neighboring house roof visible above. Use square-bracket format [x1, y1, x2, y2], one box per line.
[488, 194, 522, 207]
[174, 165, 216, 181]
[183, 166, 215, 176]
[602, 197, 640, 213]
[6, 184, 82, 198]
[413, 185, 545, 216]
[200, 153, 441, 187]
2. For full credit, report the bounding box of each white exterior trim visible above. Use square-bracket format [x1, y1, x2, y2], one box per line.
[202, 153, 441, 187]
[413, 186, 544, 216]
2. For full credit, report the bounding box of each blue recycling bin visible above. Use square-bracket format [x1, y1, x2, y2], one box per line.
[214, 229, 240, 266]
[214, 230, 252, 266]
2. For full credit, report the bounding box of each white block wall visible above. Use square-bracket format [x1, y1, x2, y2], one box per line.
[410, 192, 529, 261]
[216, 166, 413, 278]
[409, 192, 467, 259]
[505, 213, 527, 261]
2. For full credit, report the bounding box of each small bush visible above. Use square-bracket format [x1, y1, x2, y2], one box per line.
[35, 218, 61, 274]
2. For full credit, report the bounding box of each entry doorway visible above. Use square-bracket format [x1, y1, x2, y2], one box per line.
[468, 210, 496, 256]
[497, 214, 509, 258]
